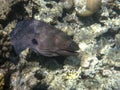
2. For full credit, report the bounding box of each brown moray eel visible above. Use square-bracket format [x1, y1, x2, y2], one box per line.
[10, 19, 79, 57]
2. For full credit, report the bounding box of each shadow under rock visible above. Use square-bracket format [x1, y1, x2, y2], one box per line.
[27, 52, 80, 70]
[27, 52, 67, 70]
[77, 12, 103, 27]
[95, 28, 120, 41]
[32, 82, 49, 90]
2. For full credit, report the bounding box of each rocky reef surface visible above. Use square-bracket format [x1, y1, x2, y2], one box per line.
[0, 0, 120, 90]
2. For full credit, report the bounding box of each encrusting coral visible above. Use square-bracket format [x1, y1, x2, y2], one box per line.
[0, 73, 5, 90]
[0, 30, 11, 59]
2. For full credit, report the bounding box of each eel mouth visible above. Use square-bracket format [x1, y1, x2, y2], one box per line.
[33, 49, 79, 57]
[56, 49, 79, 56]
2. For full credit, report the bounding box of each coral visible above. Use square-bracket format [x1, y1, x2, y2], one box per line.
[0, 0, 27, 20]
[0, 0, 120, 90]
[0, 30, 11, 59]
[0, 73, 5, 90]
[29, 0, 63, 23]
[0, 0, 11, 20]
[59, 0, 74, 9]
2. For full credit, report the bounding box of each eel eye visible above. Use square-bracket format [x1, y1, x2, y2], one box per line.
[32, 39, 38, 45]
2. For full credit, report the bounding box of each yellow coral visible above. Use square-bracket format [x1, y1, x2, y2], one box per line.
[0, 30, 11, 58]
[0, 73, 5, 90]
[63, 67, 81, 80]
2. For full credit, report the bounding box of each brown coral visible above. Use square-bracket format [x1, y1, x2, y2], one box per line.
[0, 0, 11, 20]
[0, 73, 5, 90]
[0, 30, 11, 59]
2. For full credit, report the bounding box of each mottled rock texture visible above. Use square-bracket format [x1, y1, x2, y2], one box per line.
[0, 0, 120, 90]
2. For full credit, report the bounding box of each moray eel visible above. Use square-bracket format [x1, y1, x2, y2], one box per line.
[10, 19, 79, 57]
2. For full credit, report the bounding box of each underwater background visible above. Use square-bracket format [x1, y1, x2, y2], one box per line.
[0, 0, 120, 90]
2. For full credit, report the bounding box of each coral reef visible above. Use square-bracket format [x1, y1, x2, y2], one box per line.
[0, 0, 28, 20]
[0, 0, 11, 20]
[0, 0, 120, 90]
[0, 72, 5, 90]
[0, 30, 11, 59]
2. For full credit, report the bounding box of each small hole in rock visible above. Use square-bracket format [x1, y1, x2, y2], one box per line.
[46, 4, 53, 8]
